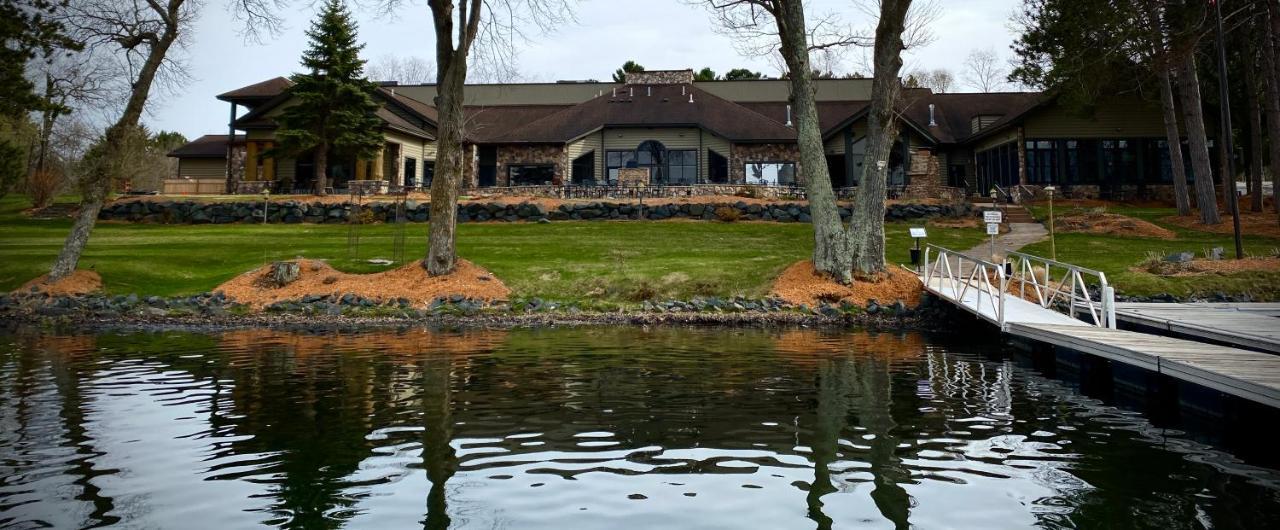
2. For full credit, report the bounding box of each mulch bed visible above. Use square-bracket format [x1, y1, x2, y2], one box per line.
[16, 270, 103, 296]
[1160, 209, 1280, 239]
[770, 260, 922, 307]
[1058, 212, 1176, 239]
[215, 258, 511, 310]
[1133, 256, 1280, 277]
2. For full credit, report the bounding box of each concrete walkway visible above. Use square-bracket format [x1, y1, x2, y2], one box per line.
[962, 222, 1048, 262]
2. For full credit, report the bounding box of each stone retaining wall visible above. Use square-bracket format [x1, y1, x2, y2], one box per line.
[99, 199, 972, 225]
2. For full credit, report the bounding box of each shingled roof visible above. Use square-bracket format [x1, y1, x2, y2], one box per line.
[484, 84, 799, 143]
[909, 92, 1045, 143]
[168, 134, 243, 158]
[217, 77, 292, 102]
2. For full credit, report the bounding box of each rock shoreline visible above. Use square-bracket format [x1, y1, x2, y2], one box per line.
[0, 291, 961, 333]
[98, 199, 972, 225]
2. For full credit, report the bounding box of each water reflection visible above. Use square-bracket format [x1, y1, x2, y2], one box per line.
[1, 327, 1279, 529]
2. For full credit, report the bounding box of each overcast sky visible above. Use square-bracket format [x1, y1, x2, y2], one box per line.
[149, 0, 1022, 139]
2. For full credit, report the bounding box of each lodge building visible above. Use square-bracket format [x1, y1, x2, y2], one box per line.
[170, 69, 1191, 200]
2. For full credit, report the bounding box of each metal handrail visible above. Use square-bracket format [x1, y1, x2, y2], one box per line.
[924, 244, 1009, 330]
[1006, 250, 1116, 328]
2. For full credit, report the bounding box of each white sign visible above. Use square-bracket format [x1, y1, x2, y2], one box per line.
[909, 227, 927, 238]
[986, 223, 1000, 235]
[983, 211, 1003, 224]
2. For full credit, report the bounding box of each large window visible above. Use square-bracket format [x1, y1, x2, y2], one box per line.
[606, 150, 636, 184]
[508, 164, 555, 185]
[1025, 140, 1056, 184]
[746, 162, 797, 185]
[606, 144, 699, 185]
[663, 150, 698, 185]
[404, 157, 417, 187]
[1101, 140, 1137, 182]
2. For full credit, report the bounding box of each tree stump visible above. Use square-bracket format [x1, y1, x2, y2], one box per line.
[268, 261, 301, 287]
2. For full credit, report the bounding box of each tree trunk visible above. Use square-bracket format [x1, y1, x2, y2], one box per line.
[425, 56, 468, 276]
[1264, 0, 1280, 222]
[1175, 51, 1221, 224]
[1247, 59, 1264, 212]
[314, 142, 329, 196]
[774, 0, 852, 282]
[850, 0, 911, 276]
[48, 5, 181, 282]
[1157, 65, 1192, 215]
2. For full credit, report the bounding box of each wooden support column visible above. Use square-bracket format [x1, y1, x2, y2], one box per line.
[245, 141, 259, 182]
[262, 141, 275, 182]
[355, 157, 367, 180]
[373, 144, 386, 182]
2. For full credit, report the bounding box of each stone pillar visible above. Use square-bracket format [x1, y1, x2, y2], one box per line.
[1016, 126, 1028, 186]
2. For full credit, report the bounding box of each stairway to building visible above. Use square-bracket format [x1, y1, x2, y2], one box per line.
[1003, 205, 1036, 224]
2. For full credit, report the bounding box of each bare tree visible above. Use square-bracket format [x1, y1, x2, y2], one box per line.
[906, 68, 952, 93]
[1137, 0, 1192, 216]
[26, 51, 112, 176]
[962, 48, 1007, 92]
[379, 0, 574, 276]
[848, 0, 913, 275]
[1265, 0, 1280, 222]
[699, 0, 919, 280]
[46, 0, 284, 282]
[367, 53, 437, 84]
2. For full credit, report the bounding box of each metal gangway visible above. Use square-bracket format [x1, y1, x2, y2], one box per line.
[918, 244, 1280, 408]
[920, 245, 1115, 331]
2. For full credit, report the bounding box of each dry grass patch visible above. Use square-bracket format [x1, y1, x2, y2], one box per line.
[770, 260, 922, 307]
[16, 270, 103, 296]
[1160, 209, 1280, 239]
[216, 258, 510, 310]
[1133, 255, 1280, 277]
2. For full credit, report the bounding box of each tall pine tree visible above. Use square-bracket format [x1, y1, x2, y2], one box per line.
[274, 0, 382, 196]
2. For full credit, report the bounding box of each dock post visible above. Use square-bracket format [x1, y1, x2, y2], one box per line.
[1102, 285, 1116, 329]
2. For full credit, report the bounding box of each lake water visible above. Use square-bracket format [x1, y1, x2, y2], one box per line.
[1, 326, 1279, 529]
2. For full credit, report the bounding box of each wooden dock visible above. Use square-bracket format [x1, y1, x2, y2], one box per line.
[1112, 303, 1280, 354]
[921, 245, 1280, 408]
[1008, 323, 1280, 409]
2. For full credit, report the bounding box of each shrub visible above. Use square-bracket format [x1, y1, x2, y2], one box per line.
[714, 206, 741, 223]
[26, 169, 61, 209]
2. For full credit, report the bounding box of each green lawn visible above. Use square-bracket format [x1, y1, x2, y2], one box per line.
[0, 196, 985, 302]
[1022, 201, 1280, 299]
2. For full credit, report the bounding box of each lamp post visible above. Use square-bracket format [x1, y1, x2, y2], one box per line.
[261, 187, 270, 224]
[1044, 185, 1057, 260]
[1212, 0, 1243, 259]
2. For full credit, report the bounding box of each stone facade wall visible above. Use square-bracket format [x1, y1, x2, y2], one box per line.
[730, 143, 803, 184]
[903, 147, 947, 200]
[616, 168, 649, 186]
[496, 144, 566, 185]
[625, 70, 694, 85]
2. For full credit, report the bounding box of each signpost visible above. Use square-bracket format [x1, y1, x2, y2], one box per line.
[984, 210, 1002, 261]
[909, 227, 927, 269]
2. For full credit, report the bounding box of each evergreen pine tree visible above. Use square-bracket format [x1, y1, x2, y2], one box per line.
[273, 0, 383, 195]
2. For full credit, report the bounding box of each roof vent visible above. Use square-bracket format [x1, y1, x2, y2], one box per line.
[629, 87, 634, 97]
[688, 93, 694, 104]
[647, 86, 652, 97]
[785, 105, 793, 127]
[928, 104, 937, 127]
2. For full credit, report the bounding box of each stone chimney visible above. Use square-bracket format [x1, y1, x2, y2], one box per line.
[625, 69, 695, 85]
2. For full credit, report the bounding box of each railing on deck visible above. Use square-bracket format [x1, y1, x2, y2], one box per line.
[1006, 250, 1116, 328]
[923, 244, 1009, 329]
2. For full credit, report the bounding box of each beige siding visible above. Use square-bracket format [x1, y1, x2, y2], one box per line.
[700, 130, 730, 182]
[566, 133, 602, 181]
[177, 159, 226, 179]
[385, 130, 429, 184]
[602, 127, 700, 183]
[276, 157, 296, 183]
[1023, 100, 1167, 138]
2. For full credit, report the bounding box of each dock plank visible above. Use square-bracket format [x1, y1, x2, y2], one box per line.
[1113, 303, 1280, 354]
